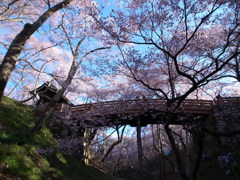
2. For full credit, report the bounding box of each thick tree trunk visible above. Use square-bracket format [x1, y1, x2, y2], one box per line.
[0, 0, 72, 102]
[0, 23, 32, 101]
[164, 124, 188, 180]
[184, 124, 204, 180]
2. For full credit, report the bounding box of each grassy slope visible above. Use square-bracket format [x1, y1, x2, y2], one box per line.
[0, 96, 122, 180]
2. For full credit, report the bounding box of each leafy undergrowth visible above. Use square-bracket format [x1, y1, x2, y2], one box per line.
[0, 96, 122, 180]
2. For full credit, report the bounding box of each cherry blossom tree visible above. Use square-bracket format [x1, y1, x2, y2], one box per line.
[91, 0, 240, 179]
[1, 0, 240, 179]
[224, 41, 240, 82]
[31, 1, 111, 132]
[0, 0, 74, 102]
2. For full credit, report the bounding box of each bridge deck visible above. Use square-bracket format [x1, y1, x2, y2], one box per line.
[56, 99, 214, 114]
[53, 97, 240, 126]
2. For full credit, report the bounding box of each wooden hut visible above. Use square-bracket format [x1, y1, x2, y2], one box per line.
[30, 82, 72, 110]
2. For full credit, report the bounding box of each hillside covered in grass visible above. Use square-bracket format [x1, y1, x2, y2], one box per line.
[0, 96, 122, 180]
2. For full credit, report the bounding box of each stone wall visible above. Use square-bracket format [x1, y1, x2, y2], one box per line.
[47, 111, 73, 139]
[212, 103, 240, 152]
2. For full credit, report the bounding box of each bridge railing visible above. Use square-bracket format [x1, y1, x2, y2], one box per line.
[53, 104, 71, 111]
[214, 97, 240, 105]
[53, 97, 240, 115]
[69, 99, 167, 114]
[178, 99, 213, 114]
[67, 99, 214, 115]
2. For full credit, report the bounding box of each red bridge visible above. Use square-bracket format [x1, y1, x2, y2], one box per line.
[54, 97, 240, 127]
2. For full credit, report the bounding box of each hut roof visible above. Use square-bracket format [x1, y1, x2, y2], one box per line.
[30, 82, 72, 105]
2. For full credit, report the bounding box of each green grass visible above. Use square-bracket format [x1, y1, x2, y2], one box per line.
[0, 96, 123, 180]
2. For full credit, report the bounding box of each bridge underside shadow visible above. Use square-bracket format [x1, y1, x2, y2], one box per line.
[74, 110, 210, 128]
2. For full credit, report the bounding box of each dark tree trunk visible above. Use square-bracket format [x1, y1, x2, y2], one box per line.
[0, 0, 72, 102]
[32, 101, 55, 133]
[136, 119, 143, 172]
[164, 123, 188, 180]
[192, 130, 204, 180]
[77, 127, 86, 162]
[32, 88, 67, 133]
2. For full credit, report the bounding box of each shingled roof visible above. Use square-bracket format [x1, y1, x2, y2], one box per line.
[30, 82, 72, 105]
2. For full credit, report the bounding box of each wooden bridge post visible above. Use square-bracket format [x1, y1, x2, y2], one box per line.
[136, 119, 143, 173]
